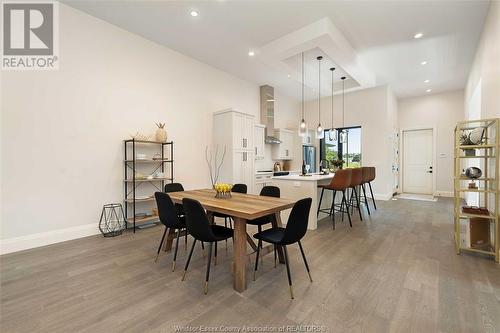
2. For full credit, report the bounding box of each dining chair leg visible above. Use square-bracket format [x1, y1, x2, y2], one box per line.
[274, 244, 277, 268]
[182, 239, 196, 281]
[253, 239, 262, 281]
[353, 186, 363, 221]
[184, 228, 188, 251]
[214, 241, 218, 266]
[224, 218, 228, 249]
[362, 184, 371, 215]
[155, 227, 167, 263]
[283, 245, 294, 299]
[342, 190, 352, 227]
[317, 188, 325, 217]
[172, 228, 181, 271]
[204, 242, 213, 295]
[368, 182, 377, 209]
[200, 241, 205, 258]
[298, 241, 313, 283]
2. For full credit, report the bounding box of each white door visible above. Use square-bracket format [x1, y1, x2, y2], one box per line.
[403, 129, 433, 194]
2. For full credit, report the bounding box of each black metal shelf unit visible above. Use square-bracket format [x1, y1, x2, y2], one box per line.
[124, 139, 174, 232]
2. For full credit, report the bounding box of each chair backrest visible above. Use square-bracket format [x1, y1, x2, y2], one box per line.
[154, 192, 181, 228]
[281, 198, 312, 245]
[182, 198, 216, 242]
[165, 182, 184, 193]
[349, 168, 363, 186]
[367, 167, 376, 182]
[232, 183, 247, 194]
[327, 169, 352, 190]
[165, 182, 185, 215]
[361, 167, 371, 183]
[260, 185, 280, 198]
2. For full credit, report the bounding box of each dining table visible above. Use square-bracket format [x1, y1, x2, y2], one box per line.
[165, 189, 295, 292]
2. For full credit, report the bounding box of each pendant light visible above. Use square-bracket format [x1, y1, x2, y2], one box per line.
[329, 67, 336, 141]
[298, 52, 307, 137]
[316, 56, 324, 139]
[339, 76, 347, 144]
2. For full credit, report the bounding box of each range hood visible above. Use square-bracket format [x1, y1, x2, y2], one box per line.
[260, 85, 281, 144]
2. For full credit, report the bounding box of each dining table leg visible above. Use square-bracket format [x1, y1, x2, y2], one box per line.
[272, 212, 285, 264]
[232, 217, 247, 292]
[162, 228, 177, 252]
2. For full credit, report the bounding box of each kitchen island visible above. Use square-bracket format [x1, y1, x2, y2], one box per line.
[272, 173, 334, 230]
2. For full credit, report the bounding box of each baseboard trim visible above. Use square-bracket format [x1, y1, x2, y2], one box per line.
[0, 224, 100, 255]
[435, 191, 454, 197]
[374, 192, 393, 201]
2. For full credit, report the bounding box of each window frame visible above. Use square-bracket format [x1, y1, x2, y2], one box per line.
[320, 125, 362, 168]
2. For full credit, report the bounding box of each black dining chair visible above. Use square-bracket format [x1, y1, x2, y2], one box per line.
[181, 198, 234, 294]
[248, 186, 280, 260]
[213, 183, 247, 247]
[154, 192, 186, 271]
[165, 182, 188, 249]
[253, 198, 313, 299]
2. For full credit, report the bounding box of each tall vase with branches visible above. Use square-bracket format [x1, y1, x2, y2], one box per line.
[205, 145, 226, 187]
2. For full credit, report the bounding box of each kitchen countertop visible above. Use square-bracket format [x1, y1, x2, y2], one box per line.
[272, 173, 334, 181]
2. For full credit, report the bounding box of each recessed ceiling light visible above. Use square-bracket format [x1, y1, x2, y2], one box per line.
[190, 10, 199, 17]
[414, 32, 424, 39]
[424, 79, 430, 83]
[426, 89, 432, 93]
[421, 61, 428, 65]
[248, 50, 255, 57]
[287, 74, 291, 78]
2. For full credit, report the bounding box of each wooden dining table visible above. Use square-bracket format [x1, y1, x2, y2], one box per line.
[166, 189, 295, 292]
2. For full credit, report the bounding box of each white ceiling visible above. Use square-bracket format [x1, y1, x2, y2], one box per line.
[65, 0, 490, 100]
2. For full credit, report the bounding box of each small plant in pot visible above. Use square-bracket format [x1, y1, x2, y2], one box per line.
[459, 132, 476, 156]
[330, 159, 344, 172]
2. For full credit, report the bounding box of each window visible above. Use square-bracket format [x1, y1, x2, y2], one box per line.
[320, 126, 362, 169]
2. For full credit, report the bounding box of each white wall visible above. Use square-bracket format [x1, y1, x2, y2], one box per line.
[465, 1, 500, 121]
[0, 4, 297, 253]
[398, 90, 465, 196]
[304, 85, 397, 199]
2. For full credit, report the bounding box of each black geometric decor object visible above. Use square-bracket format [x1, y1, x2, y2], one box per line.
[99, 203, 126, 237]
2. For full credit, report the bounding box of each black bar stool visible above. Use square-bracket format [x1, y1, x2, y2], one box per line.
[253, 198, 313, 299]
[347, 168, 363, 221]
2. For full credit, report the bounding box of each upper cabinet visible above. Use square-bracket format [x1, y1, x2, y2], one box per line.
[272, 129, 295, 160]
[254, 124, 265, 160]
[214, 109, 254, 152]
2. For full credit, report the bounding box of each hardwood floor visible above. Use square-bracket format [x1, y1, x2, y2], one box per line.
[1, 198, 499, 332]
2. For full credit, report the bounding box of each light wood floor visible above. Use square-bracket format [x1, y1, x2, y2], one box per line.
[1, 198, 499, 332]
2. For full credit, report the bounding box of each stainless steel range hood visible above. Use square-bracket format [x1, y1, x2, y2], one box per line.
[260, 85, 281, 144]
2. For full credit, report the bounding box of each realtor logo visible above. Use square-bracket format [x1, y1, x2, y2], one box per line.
[2, 2, 59, 70]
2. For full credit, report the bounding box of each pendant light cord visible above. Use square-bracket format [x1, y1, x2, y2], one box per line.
[301, 52, 304, 120]
[341, 77, 346, 128]
[317, 56, 322, 126]
[330, 68, 335, 129]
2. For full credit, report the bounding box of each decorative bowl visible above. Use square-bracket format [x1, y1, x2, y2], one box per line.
[214, 183, 233, 198]
[465, 167, 482, 179]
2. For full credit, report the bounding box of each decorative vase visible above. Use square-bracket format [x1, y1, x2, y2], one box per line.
[155, 128, 167, 142]
[464, 149, 475, 157]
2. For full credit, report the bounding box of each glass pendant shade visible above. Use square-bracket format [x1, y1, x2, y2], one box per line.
[298, 119, 307, 137]
[339, 130, 348, 143]
[316, 124, 324, 139]
[328, 129, 336, 141]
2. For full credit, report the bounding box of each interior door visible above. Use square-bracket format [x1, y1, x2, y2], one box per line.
[403, 129, 433, 194]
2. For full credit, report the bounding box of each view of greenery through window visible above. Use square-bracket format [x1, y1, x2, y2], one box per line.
[320, 127, 362, 169]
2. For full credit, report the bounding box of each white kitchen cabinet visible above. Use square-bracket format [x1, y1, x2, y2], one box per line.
[254, 172, 273, 194]
[213, 109, 255, 192]
[254, 124, 265, 160]
[272, 129, 295, 160]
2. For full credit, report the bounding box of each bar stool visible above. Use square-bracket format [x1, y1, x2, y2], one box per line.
[348, 168, 363, 221]
[360, 167, 372, 215]
[317, 169, 353, 228]
[366, 167, 377, 210]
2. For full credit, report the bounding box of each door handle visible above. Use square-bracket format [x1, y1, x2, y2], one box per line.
[427, 170, 433, 173]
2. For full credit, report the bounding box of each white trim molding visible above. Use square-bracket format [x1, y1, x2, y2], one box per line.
[435, 191, 454, 197]
[0, 224, 100, 255]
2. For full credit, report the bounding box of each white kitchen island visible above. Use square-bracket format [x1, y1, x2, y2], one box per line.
[272, 173, 334, 230]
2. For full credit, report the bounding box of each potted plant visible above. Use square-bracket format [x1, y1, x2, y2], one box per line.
[330, 159, 344, 172]
[459, 132, 476, 156]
